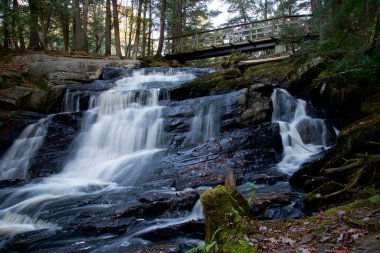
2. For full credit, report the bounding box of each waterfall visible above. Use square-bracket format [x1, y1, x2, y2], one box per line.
[62, 89, 81, 112]
[271, 89, 336, 175]
[0, 116, 51, 180]
[0, 69, 199, 233]
[186, 100, 221, 144]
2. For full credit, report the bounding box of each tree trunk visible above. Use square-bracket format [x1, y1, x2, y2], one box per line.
[82, 0, 89, 52]
[14, 0, 25, 51]
[105, 0, 112, 56]
[60, 1, 70, 51]
[311, 0, 316, 14]
[155, 0, 166, 56]
[141, 0, 147, 57]
[127, 0, 135, 58]
[28, 0, 41, 50]
[264, 0, 268, 19]
[132, 0, 143, 60]
[73, 0, 82, 51]
[173, 0, 183, 38]
[11, 0, 19, 49]
[39, 14, 50, 50]
[112, 0, 122, 58]
[147, 0, 152, 56]
[124, 0, 129, 56]
[2, 0, 10, 48]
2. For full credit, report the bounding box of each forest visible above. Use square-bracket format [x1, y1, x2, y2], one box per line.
[0, 0, 319, 58]
[0, 0, 380, 252]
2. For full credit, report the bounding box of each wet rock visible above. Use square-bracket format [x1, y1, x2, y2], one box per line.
[0, 179, 28, 188]
[246, 174, 286, 185]
[248, 83, 274, 97]
[250, 192, 294, 216]
[0, 111, 44, 155]
[141, 220, 204, 242]
[29, 113, 82, 178]
[130, 244, 181, 253]
[237, 94, 272, 127]
[4, 229, 57, 252]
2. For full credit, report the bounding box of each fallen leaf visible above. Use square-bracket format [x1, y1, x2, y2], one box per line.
[280, 236, 296, 246]
[321, 236, 330, 243]
[301, 234, 315, 244]
[352, 234, 360, 241]
[296, 247, 311, 253]
[259, 226, 267, 232]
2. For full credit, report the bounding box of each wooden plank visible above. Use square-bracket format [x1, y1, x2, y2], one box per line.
[238, 55, 291, 66]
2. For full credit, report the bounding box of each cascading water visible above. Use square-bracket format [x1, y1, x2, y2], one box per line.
[271, 88, 336, 175]
[62, 89, 81, 112]
[0, 68, 199, 237]
[0, 116, 51, 180]
[187, 101, 221, 144]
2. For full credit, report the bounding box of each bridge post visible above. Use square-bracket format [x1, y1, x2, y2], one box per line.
[275, 44, 287, 54]
[249, 24, 253, 41]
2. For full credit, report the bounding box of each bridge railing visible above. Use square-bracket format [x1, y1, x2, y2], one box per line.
[165, 15, 311, 55]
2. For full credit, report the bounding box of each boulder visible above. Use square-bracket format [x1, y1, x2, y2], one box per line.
[201, 185, 256, 253]
[0, 86, 47, 111]
[26, 58, 140, 87]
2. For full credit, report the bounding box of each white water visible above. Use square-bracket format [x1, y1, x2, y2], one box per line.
[0, 69, 198, 234]
[0, 212, 58, 236]
[271, 89, 335, 175]
[62, 89, 81, 112]
[187, 102, 220, 144]
[0, 116, 51, 180]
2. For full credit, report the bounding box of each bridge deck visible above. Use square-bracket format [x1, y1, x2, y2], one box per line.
[164, 15, 311, 61]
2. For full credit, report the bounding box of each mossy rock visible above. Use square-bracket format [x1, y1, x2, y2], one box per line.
[201, 185, 256, 253]
[336, 114, 380, 157]
[183, 68, 247, 96]
[243, 61, 294, 83]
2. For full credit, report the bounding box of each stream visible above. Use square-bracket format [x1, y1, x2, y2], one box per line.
[0, 67, 336, 252]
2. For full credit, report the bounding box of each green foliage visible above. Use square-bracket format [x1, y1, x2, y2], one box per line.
[369, 195, 380, 204]
[247, 181, 259, 203]
[185, 228, 220, 253]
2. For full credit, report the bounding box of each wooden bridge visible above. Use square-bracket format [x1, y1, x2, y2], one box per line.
[164, 15, 311, 61]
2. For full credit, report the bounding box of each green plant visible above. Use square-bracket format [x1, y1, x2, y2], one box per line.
[247, 182, 259, 203]
[186, 228, 221, 253]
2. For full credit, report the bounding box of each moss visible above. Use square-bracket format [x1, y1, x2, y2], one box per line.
[201, 185, 257, 253]
[243, 61, 294, 82]
[336, 114, 380, 157]
[222, 240, 258, 253]
[314, 181, 344, 195]
[184, 69, 248, 95]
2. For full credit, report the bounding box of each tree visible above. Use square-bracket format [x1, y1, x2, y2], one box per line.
[28, 0, 41, 50]
[83, 0, 89, 52]
[73, 0, 83, 51]
[1, 0, 10, 48]
[155, 0, 167, 56]
[105, 0, 112, 56]
[132, 0, 143, 59]
[127, 0, 135, 58]
[147, 0, 152, 56]
[112, 0, 122, 57]
[12, 0, 25, 50]
[141, 0, 148, 57]
[59, 0, 70, 51]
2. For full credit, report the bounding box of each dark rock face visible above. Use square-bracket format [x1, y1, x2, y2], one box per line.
[29, 113, 82, 178]
[0, 111, 44, 156]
